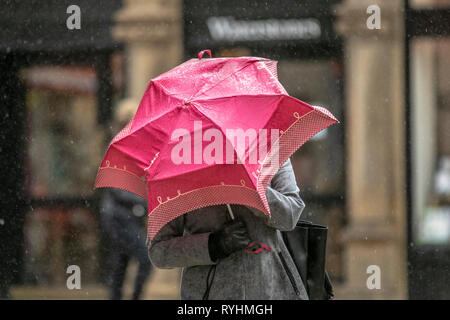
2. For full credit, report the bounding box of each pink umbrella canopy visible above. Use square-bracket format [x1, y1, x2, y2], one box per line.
[94, 50, 338, 242]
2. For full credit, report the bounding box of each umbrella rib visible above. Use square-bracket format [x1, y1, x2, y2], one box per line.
[112, 81, 188, 146]
[189, 100, 257, 190]
[111, 101, 184, 146]
[190, 60, 255, 100]
[192, 93, 285, 104]
[194, 93, 287, 175]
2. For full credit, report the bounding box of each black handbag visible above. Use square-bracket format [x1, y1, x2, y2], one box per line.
[282, 220, 334, 300]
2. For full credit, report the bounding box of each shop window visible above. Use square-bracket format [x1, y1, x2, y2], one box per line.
[17, 58, 122, 294]
[411, 38, 450, 244]
[21, 66, 105, 198]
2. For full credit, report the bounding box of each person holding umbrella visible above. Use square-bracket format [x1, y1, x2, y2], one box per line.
[147, 158, 308, 300]
[94, 51, 337, 300]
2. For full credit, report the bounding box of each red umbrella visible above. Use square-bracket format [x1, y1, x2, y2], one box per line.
[94, 50, 338, 242]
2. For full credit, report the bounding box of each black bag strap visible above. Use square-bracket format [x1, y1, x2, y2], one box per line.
[324, 270, 335, 300]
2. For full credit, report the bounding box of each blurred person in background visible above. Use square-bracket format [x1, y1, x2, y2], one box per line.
[100, 99, 153, 300]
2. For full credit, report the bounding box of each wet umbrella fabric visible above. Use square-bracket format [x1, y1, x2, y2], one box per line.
[94, 50, 338, 242]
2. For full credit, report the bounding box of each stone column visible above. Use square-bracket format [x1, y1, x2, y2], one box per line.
[112, 0, 183, 299]
[334, 0, 408, 299]
[113, 0, 183, 101]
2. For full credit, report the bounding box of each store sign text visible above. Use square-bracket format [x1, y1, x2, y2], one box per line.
[206, 16, 322, 42]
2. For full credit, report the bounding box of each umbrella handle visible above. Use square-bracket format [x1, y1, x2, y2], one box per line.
[226, 203, 235, 220]
[226, 204, 272, 254]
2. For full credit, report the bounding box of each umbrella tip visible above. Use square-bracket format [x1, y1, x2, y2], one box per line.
[198, 49, 212, 60]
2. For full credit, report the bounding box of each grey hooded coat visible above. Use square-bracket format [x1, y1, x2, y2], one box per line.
[147, 159, 308, 300]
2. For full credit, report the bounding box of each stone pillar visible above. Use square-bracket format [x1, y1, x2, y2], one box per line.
[113, 0, 183, 101]
[112, 0, 183, 299]
[334, 0, 408, 299]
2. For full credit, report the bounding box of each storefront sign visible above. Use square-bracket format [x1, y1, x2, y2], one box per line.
[184, 0, 341, 52]
[206, 16, 322, 41]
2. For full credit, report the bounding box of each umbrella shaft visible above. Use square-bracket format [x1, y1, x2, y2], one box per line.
[226, 204, 235, 220]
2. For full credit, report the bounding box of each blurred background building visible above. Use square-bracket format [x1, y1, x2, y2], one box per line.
[0, 0, 449, 299]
